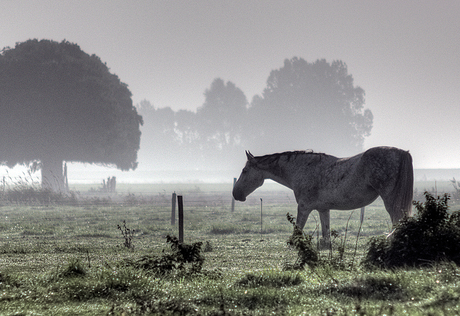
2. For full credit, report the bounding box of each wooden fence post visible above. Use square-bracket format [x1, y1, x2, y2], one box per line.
[231, 177, 236, 212]
[260, 198, 263, 234]
[171, 192, 176, 225]
[178, 195, 184, 243]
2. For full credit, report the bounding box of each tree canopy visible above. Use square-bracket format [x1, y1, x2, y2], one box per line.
[196, 78, 247, 150]
[196, 79, 247, 166]
[0, 39, 142, 190]
[248, 57, 373, 156]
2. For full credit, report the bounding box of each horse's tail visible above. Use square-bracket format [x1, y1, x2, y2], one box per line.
[392, 150, 414, 220]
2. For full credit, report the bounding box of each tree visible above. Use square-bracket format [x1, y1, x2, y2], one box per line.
[196, 78, 247, 167]
[248, 57, 373, 156]
[0, 39, 142, 191]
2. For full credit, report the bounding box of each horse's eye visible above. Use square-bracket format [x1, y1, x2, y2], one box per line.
[242, 168, 248, 173]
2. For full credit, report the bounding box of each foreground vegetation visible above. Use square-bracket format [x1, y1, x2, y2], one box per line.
[1, 184, 460, 315]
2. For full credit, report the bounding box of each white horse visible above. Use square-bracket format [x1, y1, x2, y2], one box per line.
[233, 147, 413, 239]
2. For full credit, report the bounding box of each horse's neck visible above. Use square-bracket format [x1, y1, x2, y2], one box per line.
[259, 153, 334, 190]
[257, 154, 303, 190]
[262, 169, 292, 189]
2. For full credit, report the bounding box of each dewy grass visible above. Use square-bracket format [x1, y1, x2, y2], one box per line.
[236, 269, 303, 288]
[57, 257, 87, 278]
[209, 223, 253, 234]
[1, 186, 460, 314]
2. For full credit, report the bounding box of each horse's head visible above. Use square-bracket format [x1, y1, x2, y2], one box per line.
[232, 151, 265, 201]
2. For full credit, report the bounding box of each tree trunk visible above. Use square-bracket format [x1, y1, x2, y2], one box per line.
[41, 157, 66, 192]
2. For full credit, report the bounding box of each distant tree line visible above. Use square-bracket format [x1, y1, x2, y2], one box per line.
[138, 57, 373, 171]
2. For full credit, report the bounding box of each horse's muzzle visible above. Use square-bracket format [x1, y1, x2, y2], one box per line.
[232, 189, 246, 201]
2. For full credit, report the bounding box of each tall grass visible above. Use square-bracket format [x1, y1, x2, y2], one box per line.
[0, 173, 76, 205]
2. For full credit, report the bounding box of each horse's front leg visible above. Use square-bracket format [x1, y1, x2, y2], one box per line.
[295, 201, 313, 231]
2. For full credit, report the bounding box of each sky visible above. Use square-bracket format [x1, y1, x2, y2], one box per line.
[1, 0, 460, 171]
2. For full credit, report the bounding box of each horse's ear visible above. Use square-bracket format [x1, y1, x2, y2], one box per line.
[246, 150, 255, 161]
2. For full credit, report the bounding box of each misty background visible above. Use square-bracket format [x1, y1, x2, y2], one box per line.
[1, 1, 460, 184]
[136, 58, 372, 171]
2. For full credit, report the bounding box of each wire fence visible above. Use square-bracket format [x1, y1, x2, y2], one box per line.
[0, 186, 404, 252]
[3, 181, 454, 242]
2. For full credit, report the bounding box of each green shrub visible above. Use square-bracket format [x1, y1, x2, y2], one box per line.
[363, 192, 460, 269]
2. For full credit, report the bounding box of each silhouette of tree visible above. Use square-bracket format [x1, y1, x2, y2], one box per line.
[248, 57, 373, 156]
[0, 39, 142, 191]
[196, 78, 247, 167]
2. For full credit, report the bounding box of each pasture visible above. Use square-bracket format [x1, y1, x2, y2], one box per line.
[0, 182, 460, 315]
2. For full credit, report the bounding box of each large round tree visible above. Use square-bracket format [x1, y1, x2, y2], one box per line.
[0, 39, 142, 191]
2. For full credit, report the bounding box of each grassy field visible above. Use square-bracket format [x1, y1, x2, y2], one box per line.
[1, 183, 460, 315]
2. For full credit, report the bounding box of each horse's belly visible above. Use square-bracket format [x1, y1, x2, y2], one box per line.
[318, 188, 379, 210]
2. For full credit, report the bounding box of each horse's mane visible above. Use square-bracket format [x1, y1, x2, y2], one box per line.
[254, 150, 330, 167]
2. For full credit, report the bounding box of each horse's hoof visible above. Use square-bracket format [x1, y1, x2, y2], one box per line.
[318, 238, 331, 250]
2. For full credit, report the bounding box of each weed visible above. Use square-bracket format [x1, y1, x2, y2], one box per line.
[117, 220, 135, 250]
[203, 241, 213, 252]
[450, 177, 460, 201]
[284, 213, 319, 270]
[127, 235, 204, 276]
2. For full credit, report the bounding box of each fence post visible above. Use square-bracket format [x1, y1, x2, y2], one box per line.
[260, 198, 263, 234]
[178, 195, 184, 243]
[231, 177, 236, 212]
[171, 192, 176, 225]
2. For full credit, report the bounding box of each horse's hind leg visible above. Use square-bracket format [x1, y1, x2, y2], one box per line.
[381, 197, 405, 227]
[318, 209, 330, 240]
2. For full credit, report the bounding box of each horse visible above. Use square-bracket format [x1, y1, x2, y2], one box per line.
[232, 147, 413, 240]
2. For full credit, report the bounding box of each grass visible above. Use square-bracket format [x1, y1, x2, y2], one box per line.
[1, 184, 460, 314]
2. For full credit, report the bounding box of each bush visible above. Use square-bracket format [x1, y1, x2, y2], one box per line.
[363, 192, 460, 269]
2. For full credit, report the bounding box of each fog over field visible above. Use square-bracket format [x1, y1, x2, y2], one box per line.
[1, 1, 459, 184]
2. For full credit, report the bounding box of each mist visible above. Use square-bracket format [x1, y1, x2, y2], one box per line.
[1, 2, 460, 183]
